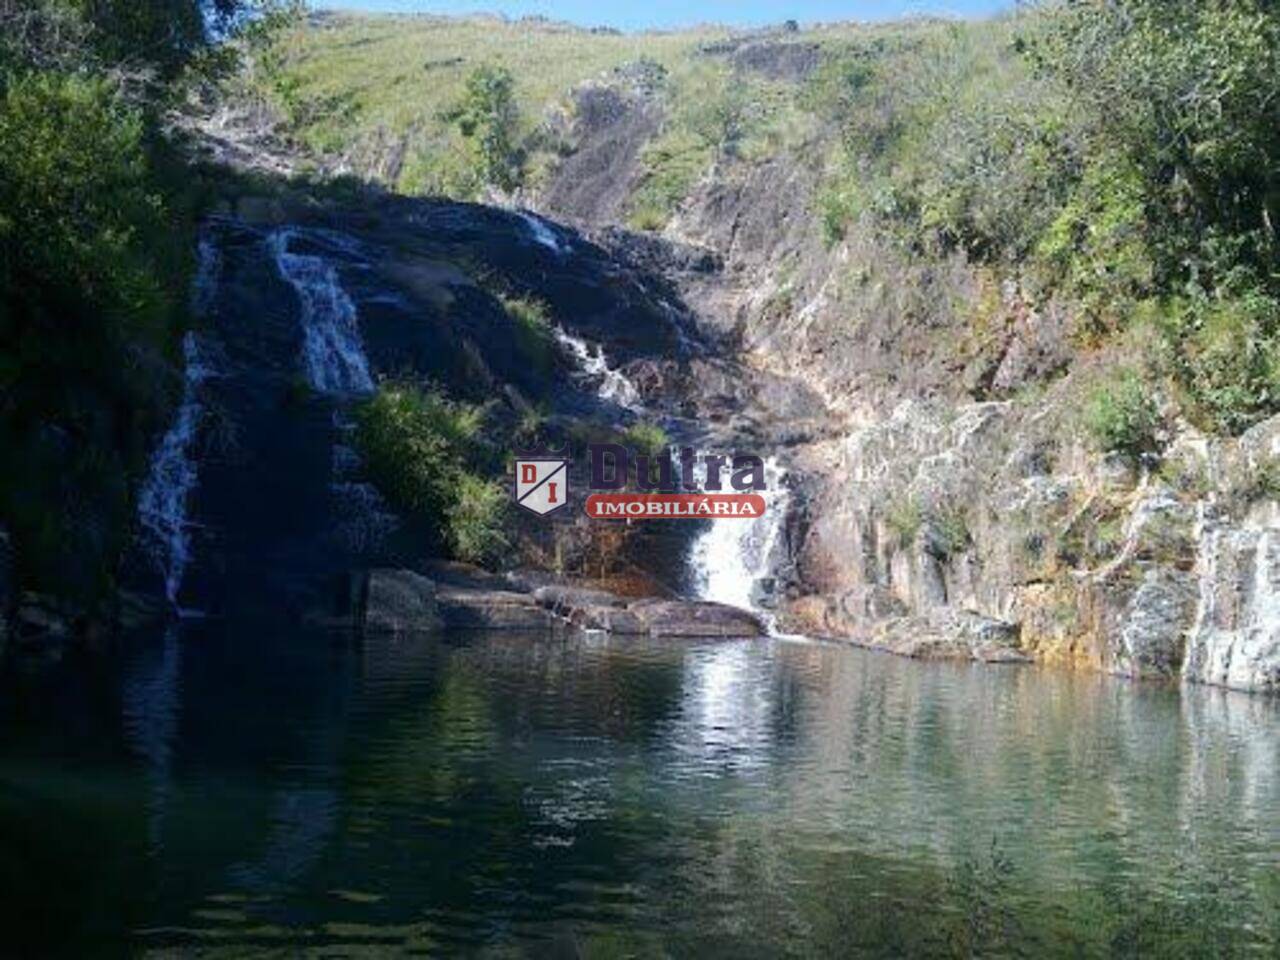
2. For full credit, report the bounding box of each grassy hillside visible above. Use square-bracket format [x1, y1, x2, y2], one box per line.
[243, 13, 883, 199]
[246, 3, 1280, 448]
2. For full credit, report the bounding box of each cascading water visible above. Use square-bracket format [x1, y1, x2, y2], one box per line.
[137, 236, 221, 609]
[687, 456, 791, 631]
[270, 227, 398, 555]
[269, 229, 374, 395]
[518, 210, 568, 256]
[329, 410, 400, 554]
[553, 326, 643, 411]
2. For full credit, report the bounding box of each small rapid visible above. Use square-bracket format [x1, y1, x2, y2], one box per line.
[270, 227, 399, 556]
[138, 333, 215, 609]
[517, 209, 569, 256]
[553, 326, 643, 411]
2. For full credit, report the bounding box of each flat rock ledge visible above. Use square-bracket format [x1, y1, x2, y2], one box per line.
[785, 596, 1029, 664]
[533, 586, 765, 638]
[360, 568, 765, 638]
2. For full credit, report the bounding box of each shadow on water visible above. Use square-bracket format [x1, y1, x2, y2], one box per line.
[0, 626, 1277, 957]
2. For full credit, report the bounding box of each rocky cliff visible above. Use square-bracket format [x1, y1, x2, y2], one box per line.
[530, 53, 1280, 694]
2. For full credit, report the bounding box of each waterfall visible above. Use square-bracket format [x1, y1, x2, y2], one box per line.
[329, 411, 399, 554]
[269, 227, 398, 553]
[552, 326, 643, 411]
[518, 210, 568, 256]
[138, 332, 214, 609]
[687, 456, 791, 631]
[269, 228, 374, 395]
[137, 235, 221, 609]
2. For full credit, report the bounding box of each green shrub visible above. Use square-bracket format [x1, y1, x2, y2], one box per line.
[1035, 157, 1153, 329]
[628, 128, 713, 232]
[1083, 370, 1161, 458]
[0, 69, 189, 605]
[930, 503, 972, 560]
[885, 496, 922, 549]
[355, 383, 506, 564]
[1162, 292, 1280, 435]
[498, 293, 554, 374]
[397, 135, 483, 199]
[622, 422, 669, 459]
[448, 473, 507, 565]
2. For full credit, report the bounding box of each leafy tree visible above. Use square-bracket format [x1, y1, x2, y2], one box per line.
[0, 0, 301, 609]
[447, 64, 521, 192]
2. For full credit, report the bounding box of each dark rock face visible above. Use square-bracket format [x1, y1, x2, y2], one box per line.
[128, 192, 716, 622]
[0, 527, 10, 658]
[539, 83, 663, 226]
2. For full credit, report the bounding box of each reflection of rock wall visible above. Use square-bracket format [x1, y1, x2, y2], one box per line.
[778, 638, 1280, 900]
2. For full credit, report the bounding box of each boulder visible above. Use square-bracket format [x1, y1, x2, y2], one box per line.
[527, 585, 644, 634]
[437, 587, 556, 631]
[867, 611, 1030, 664]
[363, 569, 442, 633]
[628, 599, 766, 638]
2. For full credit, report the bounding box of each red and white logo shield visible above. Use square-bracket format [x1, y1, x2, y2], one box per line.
[514, 457, 570, 516]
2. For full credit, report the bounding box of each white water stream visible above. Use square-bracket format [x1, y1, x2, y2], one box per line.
[553, 326, 643, 411]
[270, 229, 374, 395]
[137, 236, 221, 609]
[270, 228, 404, 555]
[518, 210, 569, 256]
[686, 455, 791, 631]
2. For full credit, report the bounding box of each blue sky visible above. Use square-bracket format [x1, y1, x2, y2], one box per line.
[311, 1, 1014, 31]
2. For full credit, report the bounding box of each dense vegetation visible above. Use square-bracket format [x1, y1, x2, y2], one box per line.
[355, 383, 507, 565]
[0, 1, 291, 610]
[814, 1, 1280, 440]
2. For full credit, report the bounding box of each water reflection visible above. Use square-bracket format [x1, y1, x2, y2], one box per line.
[0, 626, 1276, 955]
[120, 624, 182, 854]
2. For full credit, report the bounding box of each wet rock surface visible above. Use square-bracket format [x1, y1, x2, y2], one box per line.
[627, 598, 765, 638]
[364, 569, 442, 633]
[122, 188, 733, 623]
[355, 567, 765, 638]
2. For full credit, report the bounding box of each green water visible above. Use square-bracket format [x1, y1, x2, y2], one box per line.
[0, 626, 1276, 957]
